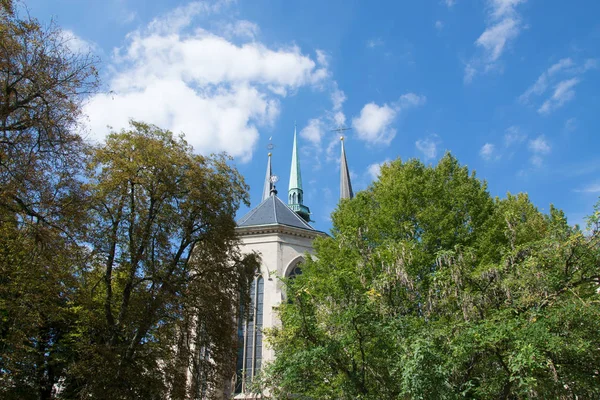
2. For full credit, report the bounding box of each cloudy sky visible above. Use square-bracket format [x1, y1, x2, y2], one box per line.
[28, 0, 600, 231]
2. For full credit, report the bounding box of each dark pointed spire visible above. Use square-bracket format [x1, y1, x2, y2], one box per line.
[340, 137, 353, 200]
[262, 152, 273, 201]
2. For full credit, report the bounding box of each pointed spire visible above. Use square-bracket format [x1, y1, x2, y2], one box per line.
[288, 123, 310, 222]
[262, 152, 273, 201]
[288, 123, 302, 192]
[340, 137, 354, 200]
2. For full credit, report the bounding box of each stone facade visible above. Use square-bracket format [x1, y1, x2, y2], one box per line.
[229, 133, 352, 398]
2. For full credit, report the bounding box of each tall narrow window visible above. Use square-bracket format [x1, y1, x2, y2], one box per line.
[235, 275, 264, 394]
[254, 277, 264, 372]
[285, 262, 303, 305]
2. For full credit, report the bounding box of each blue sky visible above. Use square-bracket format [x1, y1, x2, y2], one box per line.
[27, 0, 600, 232]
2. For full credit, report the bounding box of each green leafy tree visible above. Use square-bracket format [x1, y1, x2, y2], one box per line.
[0, 0, 98, 228]
[66, 122, 258, 400]
[0, 2, 98, 398]
[1, 2, 258, 398]
[263, 154, 600, 399]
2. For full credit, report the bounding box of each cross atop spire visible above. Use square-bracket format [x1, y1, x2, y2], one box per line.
[340, 136, 354, 200]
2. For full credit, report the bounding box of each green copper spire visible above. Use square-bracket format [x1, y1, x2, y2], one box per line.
[288, 124, 310, 222]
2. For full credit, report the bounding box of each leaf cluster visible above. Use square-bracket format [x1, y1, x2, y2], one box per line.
[264, 154, 600, 400]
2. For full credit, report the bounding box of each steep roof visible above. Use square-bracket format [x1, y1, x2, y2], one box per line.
[237, 194, 315, 231]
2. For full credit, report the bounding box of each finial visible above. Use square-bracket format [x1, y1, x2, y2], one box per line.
[340, 136, 344, 141]
[270, 175, 279, 196]
[268, 152, 272, 157]
[267, 136, 275, 151]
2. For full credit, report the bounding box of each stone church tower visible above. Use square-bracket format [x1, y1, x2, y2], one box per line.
[231, 129, 353, 398]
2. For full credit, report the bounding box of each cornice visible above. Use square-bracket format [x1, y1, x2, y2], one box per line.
[235, 223, 328, 240]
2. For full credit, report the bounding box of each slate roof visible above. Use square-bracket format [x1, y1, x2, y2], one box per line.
[237, 194, 315, 231]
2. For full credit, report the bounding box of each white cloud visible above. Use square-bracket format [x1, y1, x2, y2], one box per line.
[82, 3, 328, 162]
[465, 0, 526, 82]
[120, 10, 137, 24]
[146, 0, 227, 34]
[352, 93, 425, 145]
[366, 159, 390, 181]
[538, 78, 579, 115]
[444, 0, 456, 7]
[299, 80, 349, 169]
[331, 85, 346, 111]
[366, 38, 384, 48]
[463, 63, 477, 84]
[530, 155, 543, 167]
[60, 29, 97, 54]
[519, 58, 573, 103]
[547, 57, 575, 75]
[333, 111, 346, 127]
[476, 17, 520, 62]
[574, 183, 600, 193]
[479, 143, 495, 160]
[315, 49, 329, 68]
[528, 135, 551, 154]
[353, 103, 397, 145]
[397, 93, 427, 108]
[519, 58, 597, 114]
[435, 20, 444, 30]
[220, 20, 260, 40]
[565, 117, 577, 132]
[504, 125, 526, 146]
[330, 83, 347, 126]
[489, 0, 526, 19]
[300, 118, 325, 145]
[416, 134, 441, 161]
[581, 58, 599, 72]
[527, 135, 550, 167]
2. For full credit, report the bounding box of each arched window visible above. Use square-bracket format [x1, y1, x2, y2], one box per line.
[235, 275, 264, 394]
[283, 261, 303, 305]
[288, 264, 302, 278]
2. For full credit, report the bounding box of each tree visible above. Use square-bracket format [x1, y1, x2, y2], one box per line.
[263, 154, 600, 399]
[0, 2, 98, 398]
[0, 0, 98, 229]
[66, 122, 258, 399]
[1, 3, 258, 398]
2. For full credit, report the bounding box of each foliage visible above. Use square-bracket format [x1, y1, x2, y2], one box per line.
[0, 4, 257, 398]
[64, 122, 258, 399]
[0, 219, 85, 400]
[263, 154, 600, 399]
[0, 0, 98, 231]
[0, 2, 97, 398]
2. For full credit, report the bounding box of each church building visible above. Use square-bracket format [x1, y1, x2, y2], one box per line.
[231, 127, 353, 397]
